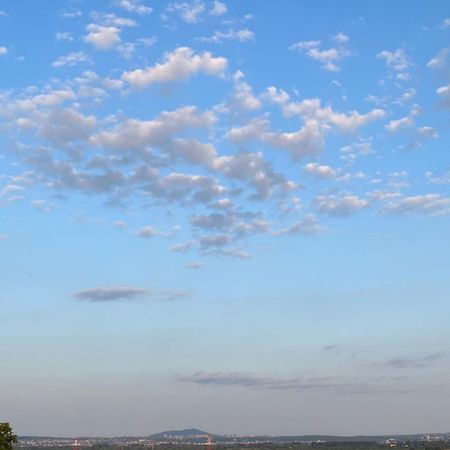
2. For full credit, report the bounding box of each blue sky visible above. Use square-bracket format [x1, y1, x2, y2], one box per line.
[1, 0, 450, 437]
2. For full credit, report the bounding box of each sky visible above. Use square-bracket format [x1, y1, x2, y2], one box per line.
[1, 0, 450, 438]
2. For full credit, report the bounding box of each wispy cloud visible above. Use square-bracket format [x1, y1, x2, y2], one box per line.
[176, 371, 428, 394]
[72, 287, 150, 302]
[380, 353, 444, 369]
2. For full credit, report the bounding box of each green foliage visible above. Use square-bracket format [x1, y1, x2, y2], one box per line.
[0, 423, 17, 450]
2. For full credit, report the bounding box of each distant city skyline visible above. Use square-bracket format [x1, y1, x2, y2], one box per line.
[1, 0, 450, 438]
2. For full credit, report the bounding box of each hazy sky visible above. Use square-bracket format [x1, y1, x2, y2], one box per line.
[1, 0, 450, 438]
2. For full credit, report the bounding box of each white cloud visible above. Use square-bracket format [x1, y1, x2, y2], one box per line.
[91, 106, 216, 151]
[437, 83, 450, 108]
[166, 1, 206, 23]
[315, 194, 369, 217]
[377, 49, 411, 80]
[52, 51, 90, 68]
[85, 24, 122, 50]
[122, 47, 227, 88]
[90, 12, 137, 27]
[0, 46, 7, 56]
[136, 226, 159, 238]
[385, 116, 414, 133]
[61, 9, 82, 19]
[55, 32, 74, 42]
[115, 0, 153, 15]
[230, 71, 261, 110]
[118, 42, 136, 59]
[304, 162, 337, 179]
[440, 18, 450, 28]
[427, 47, 450, 71]
[232, 94, 384, 159]
[198, 28, 254, 43]
[170, 241, 195, 253]
[382, 194, 450, 216]
[210, 1, 227, 16]
[113, 220, 127, 228]
[333, 32, 349, 44]
[32, 199, 56, 213]
[290, 37, 350, 72]
[409, 126, 438, 149]
[273, 214, 322, 236]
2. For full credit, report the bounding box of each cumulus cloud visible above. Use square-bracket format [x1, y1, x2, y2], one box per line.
[210, 1, 227, 16]
[122, 47, 227, 88]
[115, 0, 153, 15]
[55, 32, 74, 42]
[385, 116, 414, 133]
[290, 35, 350, 72]
[427, 47, 450, 72]
[166, 1, 206, 23]
[315, 194, 369, 217]
[170, 240, 195, 253]
[381, 194, 450, 216]
[377, 48, 411, 80]
[85, 24, 122, 50]
[52, 51, 90, 68]
[304, 162, 337, 179]
[409, 126, 438, 149]
[437, 83, 450, 108]
[135, 226, 159, 238]
[0, 46, 8, 56]
[229, 71, 261, 110]
[273, 214, 322, 236]
[198, 28, 254, 43]
[229, 96, 384, 160]
[32, 199, 56, 213]
[72, 286, 149, 302]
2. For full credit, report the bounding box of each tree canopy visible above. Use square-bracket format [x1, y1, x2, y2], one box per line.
[0, 423, 17, 450]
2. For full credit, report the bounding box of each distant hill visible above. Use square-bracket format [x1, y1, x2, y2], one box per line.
[148, 429, 217, 440]
[146, 430, 450, 444]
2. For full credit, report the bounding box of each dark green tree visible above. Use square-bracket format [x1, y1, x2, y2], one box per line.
[0, 423, 17, 450]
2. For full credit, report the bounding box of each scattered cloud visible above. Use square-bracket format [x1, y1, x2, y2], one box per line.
[32, 199, 56, 213]
[377, 48, 411, 81]
[198, 28, 254, 43]
[72, 286, 149, 302]
[122, 47, 227, 88]
[437, 83, 450, 108]
[85, 24, 122, 50]
[210, 1, 227, 16]
[290, 35, 351, 72]
[52, 51, 90, 68]
[314, 194, 369, 217]
[55, 32, 74, 42]
[185, 261, 203, 269]
[381, 194, 450, 216]
[115, 0, 153, 15]
[176, 371, 422, 394]
[166, 1, 206, 24]
[135, 226, 159, 238]
[381, 353, 443, 369]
